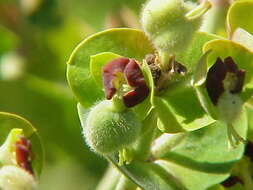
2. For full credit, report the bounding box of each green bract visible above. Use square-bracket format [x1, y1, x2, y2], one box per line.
[67, 28, 154, 109]
[82, 100, 142, 154]
[227, 0, 253, 36]
[153, 75, 215, 133]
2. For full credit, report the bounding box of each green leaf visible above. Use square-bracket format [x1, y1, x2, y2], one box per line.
[154, 76, 215, 132]
[67, 28, 154, 108]
[203, 39, 253, 101]
[232, 28, 253, 52]
[0, 112, 44, 178]
[154, 110, 247, 190]
[107, 155, 187, 190]
[227, 0, 253, 36]
[176, 32, 221, 72]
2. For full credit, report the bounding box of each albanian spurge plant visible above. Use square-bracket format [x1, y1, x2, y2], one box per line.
[0, 112, 43, 190]
[67, 0, 253, 190]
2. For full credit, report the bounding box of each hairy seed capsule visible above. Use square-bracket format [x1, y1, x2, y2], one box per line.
[0, 166, 37, 190]
[141, 0, 210, 53]
[83, 100, 142, 154]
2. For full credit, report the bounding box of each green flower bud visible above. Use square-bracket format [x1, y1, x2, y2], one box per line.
[141, 0, 211, 53]
[83, 100, 142, 154]
[0, 166, 36, 190]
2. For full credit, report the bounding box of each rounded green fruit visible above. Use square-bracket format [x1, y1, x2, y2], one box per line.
[141, 0, 210, 53]
[0, 166, 37, 190]
[83, 100, 142, 154]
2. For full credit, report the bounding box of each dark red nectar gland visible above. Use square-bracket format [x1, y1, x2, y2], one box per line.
[15, 136, 34, 175]
[102, 57, 149, 107]
[206, 56, 245, 105]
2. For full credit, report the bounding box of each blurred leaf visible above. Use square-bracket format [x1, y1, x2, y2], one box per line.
[227, 0, 253, 36]
[67, 28, 154, 108]
[0, 26, 18, 55]
[154, 110, 247, 190]
[203, 39, 253, 101]
[46, 17, 93, 63]
[28, 0, 62, 29]
[0, 112, 44, 177]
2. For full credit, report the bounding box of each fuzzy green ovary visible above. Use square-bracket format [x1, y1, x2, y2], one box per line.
[84, 100, 141, 154]
[217, 92, 243, 124]
[0, 166, 36, 190]
[142, 0, 202, 53]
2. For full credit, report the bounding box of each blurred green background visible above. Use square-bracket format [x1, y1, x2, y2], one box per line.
[0, 0, 146, 189]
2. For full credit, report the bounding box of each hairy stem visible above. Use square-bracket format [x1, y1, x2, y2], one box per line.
[96, 165, 121, 190]
[151, 133, 186, 159]
[133, 110, 157, 161]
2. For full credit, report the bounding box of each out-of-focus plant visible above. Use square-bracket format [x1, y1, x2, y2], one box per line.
[66, 0, 253, 189]
[0, 112, 43, 190]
